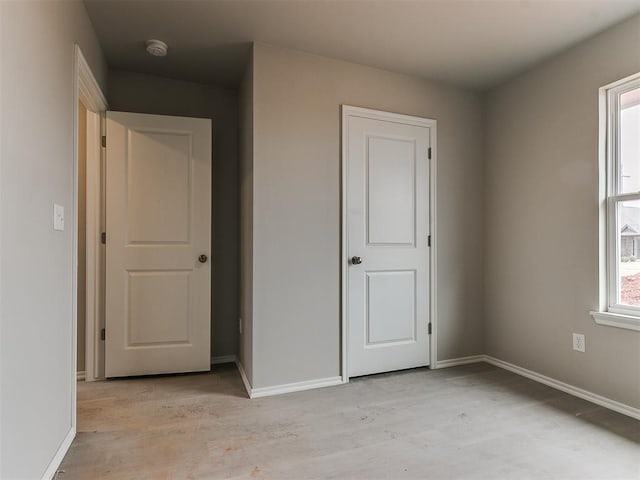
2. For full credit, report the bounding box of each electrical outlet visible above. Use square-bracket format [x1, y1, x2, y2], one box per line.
[572, 333, 585, 352]
[238, 317, 243, 335]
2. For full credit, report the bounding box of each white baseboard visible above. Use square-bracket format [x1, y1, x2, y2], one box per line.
[235, 360, 252, 398]
[435, 355, 485, 369]
[76, 371, 85, 382]
[435, 354, 639, 420]
[233, 359, 343, 399]
[484, 355, 640, 420]
[233, 353, 637, 419]
[250, 376, 344, 399]
[41, 427, 75, 480]
[211, 355, 237, 365]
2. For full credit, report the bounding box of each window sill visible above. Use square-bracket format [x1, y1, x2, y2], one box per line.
[590, 311, 640, 332]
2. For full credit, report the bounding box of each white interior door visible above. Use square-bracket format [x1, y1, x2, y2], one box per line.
[105, 112, 211, 377]
[345, 107, 432, 378]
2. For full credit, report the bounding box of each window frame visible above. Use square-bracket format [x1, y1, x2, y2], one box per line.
[592, 72, 640, 331]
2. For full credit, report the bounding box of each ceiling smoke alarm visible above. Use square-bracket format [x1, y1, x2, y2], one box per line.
[146, 39, 168, 57]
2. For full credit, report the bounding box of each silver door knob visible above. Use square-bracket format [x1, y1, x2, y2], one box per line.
[351, 256, 362, 265]
[198, 254, 208, 263]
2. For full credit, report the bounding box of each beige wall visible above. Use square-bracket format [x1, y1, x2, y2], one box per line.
[239, 50, 254, 383]
[485, 14, 640, 408]
[249, 43, 485, 389]
[107, 70, 239, 360]
[0, 1, 107, 477]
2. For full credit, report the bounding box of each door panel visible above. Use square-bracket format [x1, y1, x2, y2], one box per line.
[367, 136, 416, 246]
[127, 271, 191, 346]
[127, 130, 191, 244]
[105, 112, 211, 378]
[346, 111, 431, 377]
[366, 270, 416, 345]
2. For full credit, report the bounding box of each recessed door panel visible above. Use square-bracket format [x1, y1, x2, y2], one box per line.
[127, 130, 191, 244]
[367, 136, 416, 246]
[366, 270, 416, 345]
[127, 271, 191, 346]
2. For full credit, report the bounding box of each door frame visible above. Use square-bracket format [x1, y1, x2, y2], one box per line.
[73, 43, 108, 414]
[340, 105, 437, 383]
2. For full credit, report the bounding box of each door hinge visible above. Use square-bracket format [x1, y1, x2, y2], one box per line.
[101, 232, 106, 244]
[428, 147, 432, 160]
[100, 328, 106, 341]
[101, 135, 106, 148]
[428, 235, 431, 247]
[428, 322, 432, 335]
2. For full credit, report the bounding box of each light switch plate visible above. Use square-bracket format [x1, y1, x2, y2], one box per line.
[53, 204, 64, 231]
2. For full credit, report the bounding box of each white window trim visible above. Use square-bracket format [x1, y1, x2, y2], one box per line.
[591, 311, 640, 332]
[591, 71, 640, 331]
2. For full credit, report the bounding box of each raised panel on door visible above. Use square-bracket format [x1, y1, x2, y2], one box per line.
[106, 112, 211, 378]
[346, 108, 433, 378]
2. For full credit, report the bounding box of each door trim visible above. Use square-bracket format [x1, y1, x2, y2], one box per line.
[71, 44, 108, 394]
[84, 108, 105, 382]
[340, 105, 437, 383]
[75, 45, 108, 386]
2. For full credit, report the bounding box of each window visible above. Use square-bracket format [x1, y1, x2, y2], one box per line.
[592, 73, 640, 331]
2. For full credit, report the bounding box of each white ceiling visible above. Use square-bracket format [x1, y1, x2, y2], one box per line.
[84, 0, 640, 91]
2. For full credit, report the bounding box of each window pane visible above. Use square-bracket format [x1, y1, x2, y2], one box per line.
[620, 87, 640, 194]
[618, 199, 640, 306]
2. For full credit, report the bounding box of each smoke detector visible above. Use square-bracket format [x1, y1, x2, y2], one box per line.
[145, 39, 168, 57]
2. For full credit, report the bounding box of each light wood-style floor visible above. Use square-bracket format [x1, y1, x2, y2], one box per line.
[59, 363, 640, 479]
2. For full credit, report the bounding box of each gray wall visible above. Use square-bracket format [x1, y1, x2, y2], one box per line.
[107, 70, 239, 360]
[485, 14, 640, 408]
[0, 2, 107, 477]
[249, 43, 485, 389]
[239, 50, 254, 383]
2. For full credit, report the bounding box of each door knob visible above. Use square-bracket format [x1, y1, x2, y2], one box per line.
[198, 254, 208, 264]
[351, 256, 362, 265]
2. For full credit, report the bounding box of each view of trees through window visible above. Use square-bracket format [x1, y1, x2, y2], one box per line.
[618, 87, 640, 306]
